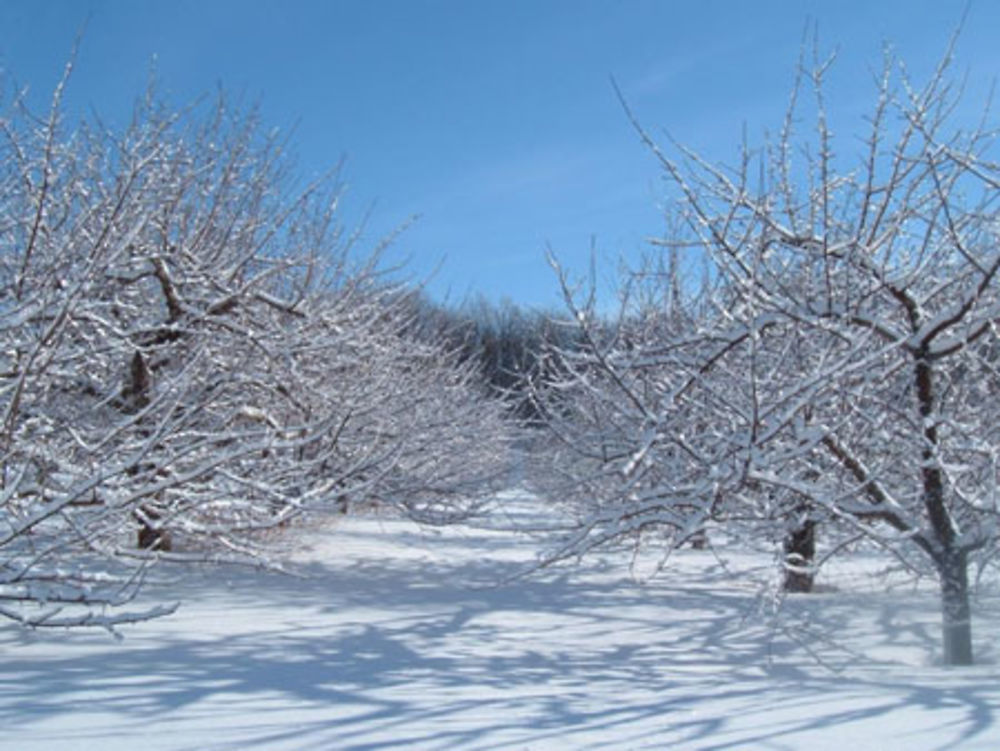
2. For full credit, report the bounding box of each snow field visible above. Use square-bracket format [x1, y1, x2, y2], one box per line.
[1, 493, 998, 750]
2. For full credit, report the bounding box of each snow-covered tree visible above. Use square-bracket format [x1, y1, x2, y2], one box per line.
[537, 41, 1000, 666]
[528, 261, 736, 567]
[0, 65, 512, 629]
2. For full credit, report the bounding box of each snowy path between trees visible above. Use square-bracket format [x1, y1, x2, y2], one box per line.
[2, 491, 998, 750]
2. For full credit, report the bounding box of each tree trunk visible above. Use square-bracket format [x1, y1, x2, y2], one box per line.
[783, 519, 816, 593]
[938, 548, 973, 666]
[136, 504, 172, 552]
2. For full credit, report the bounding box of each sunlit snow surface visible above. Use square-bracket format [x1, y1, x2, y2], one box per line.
[2, 490, 998, 750]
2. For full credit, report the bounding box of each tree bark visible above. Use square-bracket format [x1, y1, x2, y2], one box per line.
[123, 350, 172, 551]
[938, 548, 973, 666]
[915, 357, 973, 665]
[783, 519, 816, 593]
[136, 504, 172, 551]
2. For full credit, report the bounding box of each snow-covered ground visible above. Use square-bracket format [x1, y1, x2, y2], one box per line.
[2, 492, 998, 750]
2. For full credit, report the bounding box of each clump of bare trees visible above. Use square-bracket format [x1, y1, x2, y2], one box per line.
[534, 40, 1000, 666]
[0, 65, 512, 629]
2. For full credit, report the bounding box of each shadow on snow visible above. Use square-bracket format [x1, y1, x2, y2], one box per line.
[0, 519, 997, 750]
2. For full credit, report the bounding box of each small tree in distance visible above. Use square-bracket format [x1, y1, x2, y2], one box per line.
[536, 36, 1000, 666]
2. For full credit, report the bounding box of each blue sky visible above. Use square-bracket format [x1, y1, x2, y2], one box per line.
[1, 0, 996, 309]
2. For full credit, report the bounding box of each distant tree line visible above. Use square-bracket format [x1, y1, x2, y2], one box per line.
[395, 293, 578, 424]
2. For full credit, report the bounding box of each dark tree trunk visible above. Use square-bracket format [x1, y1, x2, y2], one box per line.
[938, 548, 973, 666]
[688, 530, 708, 549]
[123, 350, 173, 551]
[136, 504, 172, 552]
[783, 519, 816, 593]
